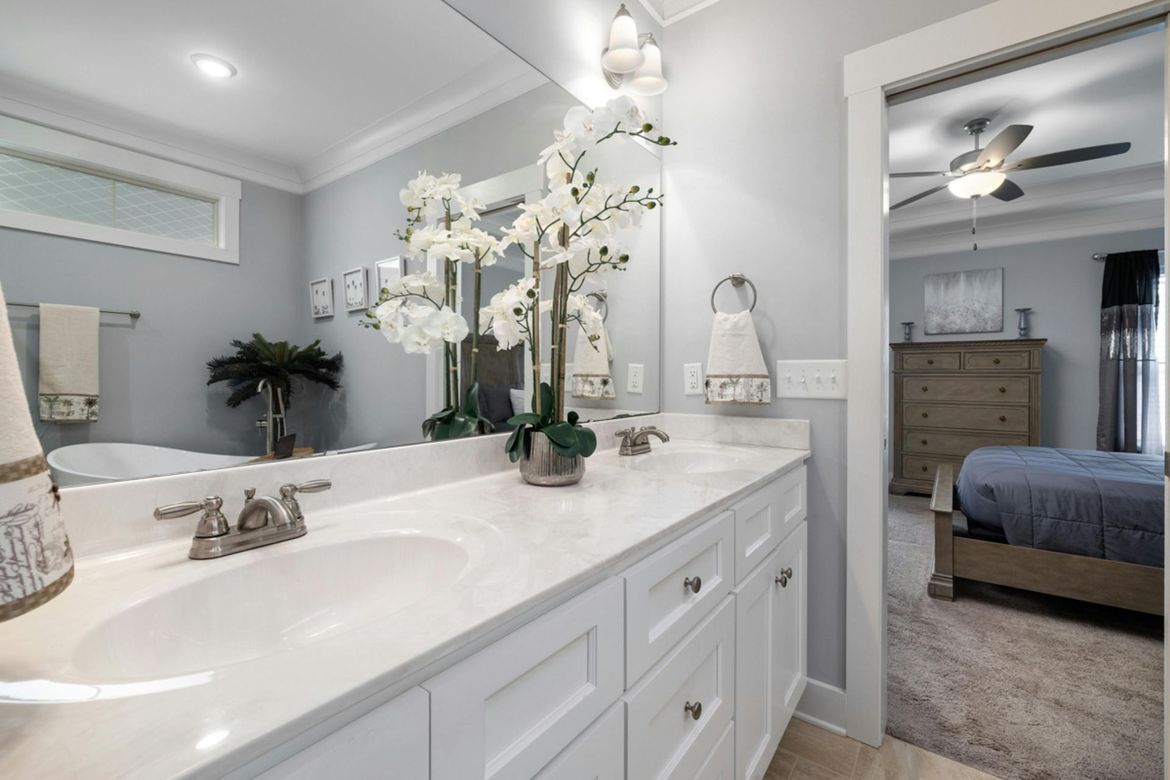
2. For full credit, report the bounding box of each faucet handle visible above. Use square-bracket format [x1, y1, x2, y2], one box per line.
[615, 427, 636, 441]
[278, 480, 332, 523]
[290, 479, 332, 494]
[154, 496, 229, 539]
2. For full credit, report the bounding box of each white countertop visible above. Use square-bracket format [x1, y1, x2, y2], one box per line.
[0, 438, 808, 779]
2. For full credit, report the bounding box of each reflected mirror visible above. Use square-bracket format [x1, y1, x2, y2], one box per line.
[0, 0, 662, 485]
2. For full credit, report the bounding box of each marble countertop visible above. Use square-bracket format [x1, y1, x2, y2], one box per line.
[0, 438, 808, 779]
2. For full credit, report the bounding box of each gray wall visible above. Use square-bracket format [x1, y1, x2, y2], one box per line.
[300, 82, 581, 450]
[0, 181, 308, 456]
[890, 229, 1164, 449]
[661, 0, 996, 690]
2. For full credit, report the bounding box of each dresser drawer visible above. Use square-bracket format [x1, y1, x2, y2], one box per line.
[732, 467, 806, 584]
[901, 351, 960, 371]
[903, 429, 1029, 457]
[904, 403, 1029, 433]
[625, 512, 734, 685]
[626, 597, 736, 780]
[426, 579, 624, 780]
[964, 349, 1031, 370]
[902, 376, 1030, 404]
[902, 454, 962, 482]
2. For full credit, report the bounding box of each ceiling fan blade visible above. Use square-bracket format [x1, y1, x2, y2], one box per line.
[1002, 142, 1131, 172]
[975, 124, 1033, 168]
[890, 171, 948, 178]
[891, 183, 949, 210]
[990, 179, 1024, 202]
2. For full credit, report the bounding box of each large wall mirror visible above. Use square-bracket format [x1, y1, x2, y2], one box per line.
[0, 0, 662, 485]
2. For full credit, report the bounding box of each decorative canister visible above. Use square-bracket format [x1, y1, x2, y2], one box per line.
[519, 432, 585, 487]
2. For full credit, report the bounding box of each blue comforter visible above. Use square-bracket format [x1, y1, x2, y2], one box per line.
[957, 446, 1164, 567]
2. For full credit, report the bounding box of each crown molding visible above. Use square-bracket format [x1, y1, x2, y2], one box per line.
[636, 0, 725, 26]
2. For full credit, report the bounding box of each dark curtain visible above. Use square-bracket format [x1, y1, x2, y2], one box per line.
[1096, 250, 1160, 452]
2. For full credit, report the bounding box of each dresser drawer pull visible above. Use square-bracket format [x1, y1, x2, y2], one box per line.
[999, 386, 1007, 393]
[683, 576, 702, 594]
[921, 465, 928, 472]
[927, 359, 934, 365]
[774, 567, 793, 587]
[998, 415, 1007, 422]
[921, 385, 928, 392]
[921, 439, 928, 445]
[993, 358, 1001, 364]
[684, 701, 703, 720]
[921, 412, 928, 418]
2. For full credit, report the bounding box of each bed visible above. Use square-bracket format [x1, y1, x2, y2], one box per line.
[929, 446, 1164, 615]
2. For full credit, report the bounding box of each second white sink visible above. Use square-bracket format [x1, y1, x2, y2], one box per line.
[624, 443, 758, 475]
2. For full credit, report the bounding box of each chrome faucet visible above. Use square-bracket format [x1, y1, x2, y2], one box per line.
[615, 426, 670, 456]
[155, 479, 331, 559]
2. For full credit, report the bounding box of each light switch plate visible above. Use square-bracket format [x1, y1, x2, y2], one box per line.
[683, 363, 703, 396]
[775, 359, 847, 399]
[627, 363, 644, 393]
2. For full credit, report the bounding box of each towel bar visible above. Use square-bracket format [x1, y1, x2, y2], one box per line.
[5, 302, 140, 320]
[710, 273, 757, 313]
[585, 291, 609, 323]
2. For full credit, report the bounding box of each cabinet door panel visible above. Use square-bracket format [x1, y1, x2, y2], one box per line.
[695, 722, 736, 780]
[773, 524, 807, 726]
[426, 579, 624, 780]
[734, 547, 781, 780]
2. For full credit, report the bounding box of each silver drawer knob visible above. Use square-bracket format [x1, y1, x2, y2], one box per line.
[684, 576, 702, 594]
[775, 567, 794, 587]
[684, 701, 702, 720]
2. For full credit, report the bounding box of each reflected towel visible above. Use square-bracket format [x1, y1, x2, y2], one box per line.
[0, 284, 74, 621]
[705, 310, 771, 404]
[571, 322, 615, 400]
[38, 303, 99, 423]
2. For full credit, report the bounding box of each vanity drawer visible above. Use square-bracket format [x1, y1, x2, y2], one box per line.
[732, 467, 806, 584]
[625, 511, 734, 685]
[902, 376, 1030, 404]
[904, 403, 1029, 433]
[902, 455, 962, 482]
[694, 722, 735, 780]
[903, 429, 1028, 457]
[900, 351, 960, 371]
[535, 702, 625, 779]
[426, 579, 623, 780]
[625, 597, 736, 780]
[964, 349, 1032, 370]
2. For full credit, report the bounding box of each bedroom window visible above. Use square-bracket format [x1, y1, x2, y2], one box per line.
[0, 115, 240, 263]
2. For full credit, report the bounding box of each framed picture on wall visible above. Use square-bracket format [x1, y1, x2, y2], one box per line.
[342, 267, 368, 312]
[375, 257, 402, 300]
[924, 267, 1003, 335]
[309, 277, 334, 318]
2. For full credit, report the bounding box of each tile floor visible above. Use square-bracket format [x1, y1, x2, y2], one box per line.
[766, 718, 1000, 779]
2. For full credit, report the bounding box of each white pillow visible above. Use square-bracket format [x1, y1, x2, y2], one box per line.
[510, 388, 527, 417]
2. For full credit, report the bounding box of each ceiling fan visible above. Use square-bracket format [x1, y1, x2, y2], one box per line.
[890, 117, 1132, 211]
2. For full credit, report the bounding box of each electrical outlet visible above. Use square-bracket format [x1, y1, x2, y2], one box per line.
[775, 359, 847, 399]
[627, 363, 644, 393]
[683, 363, 704, 396]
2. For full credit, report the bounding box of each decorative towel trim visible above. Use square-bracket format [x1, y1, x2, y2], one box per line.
[39, 394, 99, 423]
[0, 564, 73, 622]
[705, 374, 771, 405]
[571, 374, 616, 400]
[0, 454, 48, 485]
[1, 471, 74, 622]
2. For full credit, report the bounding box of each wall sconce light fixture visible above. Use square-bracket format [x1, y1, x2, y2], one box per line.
[601, 4, 669, 96]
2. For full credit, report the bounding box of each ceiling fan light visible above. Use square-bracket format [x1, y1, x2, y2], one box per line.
[601, 5, 645, 74]
[947, 171, 1006, 199]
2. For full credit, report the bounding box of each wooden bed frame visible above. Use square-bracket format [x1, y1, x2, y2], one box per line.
[928, 464, 1164, 615]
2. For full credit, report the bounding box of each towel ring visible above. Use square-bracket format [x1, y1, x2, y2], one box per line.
[586, 291, 609, 323]
[710, 274, 757, 313]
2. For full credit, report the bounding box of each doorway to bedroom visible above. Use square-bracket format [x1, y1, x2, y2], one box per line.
[884, 25, 1165, 780]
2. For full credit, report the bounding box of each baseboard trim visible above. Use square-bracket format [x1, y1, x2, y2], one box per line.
[794, 678, 847, 736]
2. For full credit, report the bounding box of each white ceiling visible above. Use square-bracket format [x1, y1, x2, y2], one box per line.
[889, 28, 1164, 257]
[638, 0, 724, 26]
[0, 0, 548, 193]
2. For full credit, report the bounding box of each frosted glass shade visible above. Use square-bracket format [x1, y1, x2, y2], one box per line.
[601, 6, 644, 74]
[947, 171, 1005, 199]
[627, 38, 668, 96]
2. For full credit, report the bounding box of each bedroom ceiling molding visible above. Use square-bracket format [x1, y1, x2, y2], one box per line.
[890, 163, 1164, 258]
[0, 57, 545, 196]
[635, 0, 724, 26]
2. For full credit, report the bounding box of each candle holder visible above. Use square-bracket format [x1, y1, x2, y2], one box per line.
[900, 321, 915, 343]
[1014, 308, 1032, 339]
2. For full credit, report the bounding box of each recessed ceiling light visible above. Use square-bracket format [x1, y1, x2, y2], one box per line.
[191, 54, 236, 79]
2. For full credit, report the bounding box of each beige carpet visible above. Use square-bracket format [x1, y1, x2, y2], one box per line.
[887, 495, 1164, 780]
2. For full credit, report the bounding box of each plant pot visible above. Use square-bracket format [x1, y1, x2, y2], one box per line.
[519, 431, 585, 486]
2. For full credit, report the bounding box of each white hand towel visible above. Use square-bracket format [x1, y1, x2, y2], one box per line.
[571, 322, 616, 400]
[0, 285, 74, 621]
[38, 303, 99, 423]
[705, 310, 771, 404]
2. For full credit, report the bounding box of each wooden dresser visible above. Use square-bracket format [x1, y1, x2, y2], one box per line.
[890, 339, 1045, 495]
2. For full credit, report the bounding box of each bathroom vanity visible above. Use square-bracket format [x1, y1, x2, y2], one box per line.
[0, 414, 809, 780]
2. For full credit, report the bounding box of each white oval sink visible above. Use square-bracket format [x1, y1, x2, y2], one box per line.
[72, 535, 469, 680]
[627, 446, 757, 475]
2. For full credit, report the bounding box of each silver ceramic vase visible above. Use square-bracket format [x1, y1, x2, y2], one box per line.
[519, 431, 585, 486]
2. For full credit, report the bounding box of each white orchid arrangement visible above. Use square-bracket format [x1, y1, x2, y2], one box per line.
[487, 96, 675, 463]
[361, 172, 502, 439]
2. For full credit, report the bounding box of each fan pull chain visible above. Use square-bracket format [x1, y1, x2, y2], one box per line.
[971, 197, 978, 251]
